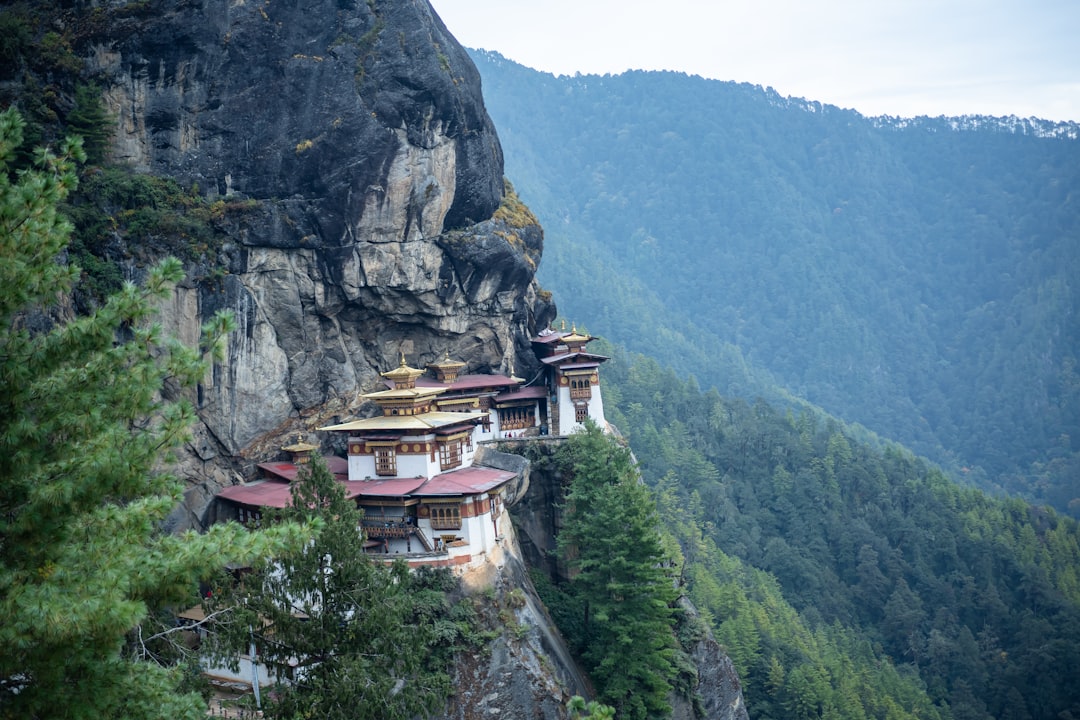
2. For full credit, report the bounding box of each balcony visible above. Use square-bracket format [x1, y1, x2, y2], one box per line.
[361, 518, 434, 551]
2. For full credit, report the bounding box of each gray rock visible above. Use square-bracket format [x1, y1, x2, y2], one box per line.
[77, 0, 554, 476]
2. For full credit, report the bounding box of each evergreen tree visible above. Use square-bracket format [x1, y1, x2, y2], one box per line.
[568, 695, 617, 719]
[0, 108, 308, 719]
[557, 422, 679, 720]
[205, 456, 456, 720]
[66, 84, 112, 165]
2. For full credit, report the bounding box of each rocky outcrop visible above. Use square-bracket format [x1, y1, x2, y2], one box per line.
[92, 0, 502, 237]
[442, 524, 592, 720]
[36, 0, 556, 514]
[671, 599, 749, 720]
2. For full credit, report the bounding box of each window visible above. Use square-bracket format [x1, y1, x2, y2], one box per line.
[569, 377, 592, 399]
[575, 404, 588, 423]
[429, 504, 461, 530]
[499, 406, 534, 430]
[439, 439, 462, 470]
[238, 506, 262, 527]
[374, 446, 396, 476]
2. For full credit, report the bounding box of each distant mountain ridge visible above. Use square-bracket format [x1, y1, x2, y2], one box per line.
[469, 49, 1080, 515]
[870, 113, 1080, 139]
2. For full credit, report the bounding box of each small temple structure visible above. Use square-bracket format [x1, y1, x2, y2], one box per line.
[214, 324, 609, 571]
[531, 323, 607, 436]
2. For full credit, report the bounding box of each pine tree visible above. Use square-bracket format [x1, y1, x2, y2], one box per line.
[66, 84, 112, 165]
[557, 422, 679, 720]
[568, 695, 617, 719]
[204, 456, 457, 720]
[0, 108, 309, 719]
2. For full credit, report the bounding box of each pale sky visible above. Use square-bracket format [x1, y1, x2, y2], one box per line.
[428, 0, 1080, 122]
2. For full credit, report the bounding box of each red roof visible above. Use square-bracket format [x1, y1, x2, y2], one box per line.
[494, 385, 548, 403]
[351, 477, 428, 497]
[258, 456, 348, 482]
[218, 476, 364, 509]
[531, 330, 567, 344]
[218, 460, 513, 508]
[416, 467, 516, 496]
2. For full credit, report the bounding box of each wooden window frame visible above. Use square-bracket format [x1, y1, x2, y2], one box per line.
[569, 377, 592, 400]
[374, 446, 397, 476]
[438, 439, 462, 470]
[429, 504, 462, 530]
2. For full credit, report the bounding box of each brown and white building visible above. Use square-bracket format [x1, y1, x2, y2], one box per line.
[215, 324, 609, 572]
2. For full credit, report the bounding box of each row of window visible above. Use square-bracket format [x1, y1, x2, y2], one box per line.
[439, 440, 461, 470]
[373, 439, 468, 476]
[569, 378, 592, 399]
[499, 406, 535, 430]
[429, 505, 461, 530]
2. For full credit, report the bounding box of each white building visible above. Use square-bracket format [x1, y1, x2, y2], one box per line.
[216, 327, 609, 571]
[531, 324, 609, 435]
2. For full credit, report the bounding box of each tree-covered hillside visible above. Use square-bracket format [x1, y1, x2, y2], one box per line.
[598, 342, 1080, 720]
[469, 50, 1080, 515]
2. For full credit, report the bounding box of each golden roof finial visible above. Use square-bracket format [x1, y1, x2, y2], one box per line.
[561, 319, 567, 331]
[282, 433, 318, 454]
[382, 354, 425, 387]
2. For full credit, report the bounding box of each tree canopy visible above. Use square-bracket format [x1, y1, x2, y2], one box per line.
[551, 422, 680, 720]
[471, 50, 1080, 517]
[0, 108, 307, 720]
[204, 456, 467, 720]
[601, 344, 1080, 720]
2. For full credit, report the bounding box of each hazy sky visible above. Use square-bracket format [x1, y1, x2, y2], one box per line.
[428, 0, 1080, 122]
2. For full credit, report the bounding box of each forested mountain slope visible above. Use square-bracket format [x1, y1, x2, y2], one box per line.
[599, 343, 1080, 720]
[469, 50, 1080, 515]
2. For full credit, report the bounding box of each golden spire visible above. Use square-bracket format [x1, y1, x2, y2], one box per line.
[382, 353, 425, 389]
[426, 349, 466, 383]
[282, 433, 318, 455]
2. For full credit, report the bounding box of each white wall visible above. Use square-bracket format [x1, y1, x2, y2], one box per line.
[556, 384, 606, 434]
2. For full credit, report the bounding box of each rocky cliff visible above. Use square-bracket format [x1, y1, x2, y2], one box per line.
[1, 0, 553, 515]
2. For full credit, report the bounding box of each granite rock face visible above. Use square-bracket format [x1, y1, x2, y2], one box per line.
[67, 0, 554, 493]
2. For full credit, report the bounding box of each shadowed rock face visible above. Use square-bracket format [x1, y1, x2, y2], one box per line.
[67, 0, 554, 504]
[98, 0, 503, 240]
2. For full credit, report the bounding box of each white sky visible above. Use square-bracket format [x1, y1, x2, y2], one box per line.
[428, 0, 1080, 122]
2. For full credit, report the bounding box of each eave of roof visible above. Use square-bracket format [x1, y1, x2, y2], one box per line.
[540, 351, 610, 365]
[320, 411, 485, 432]
[494, 385, 548, 403]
